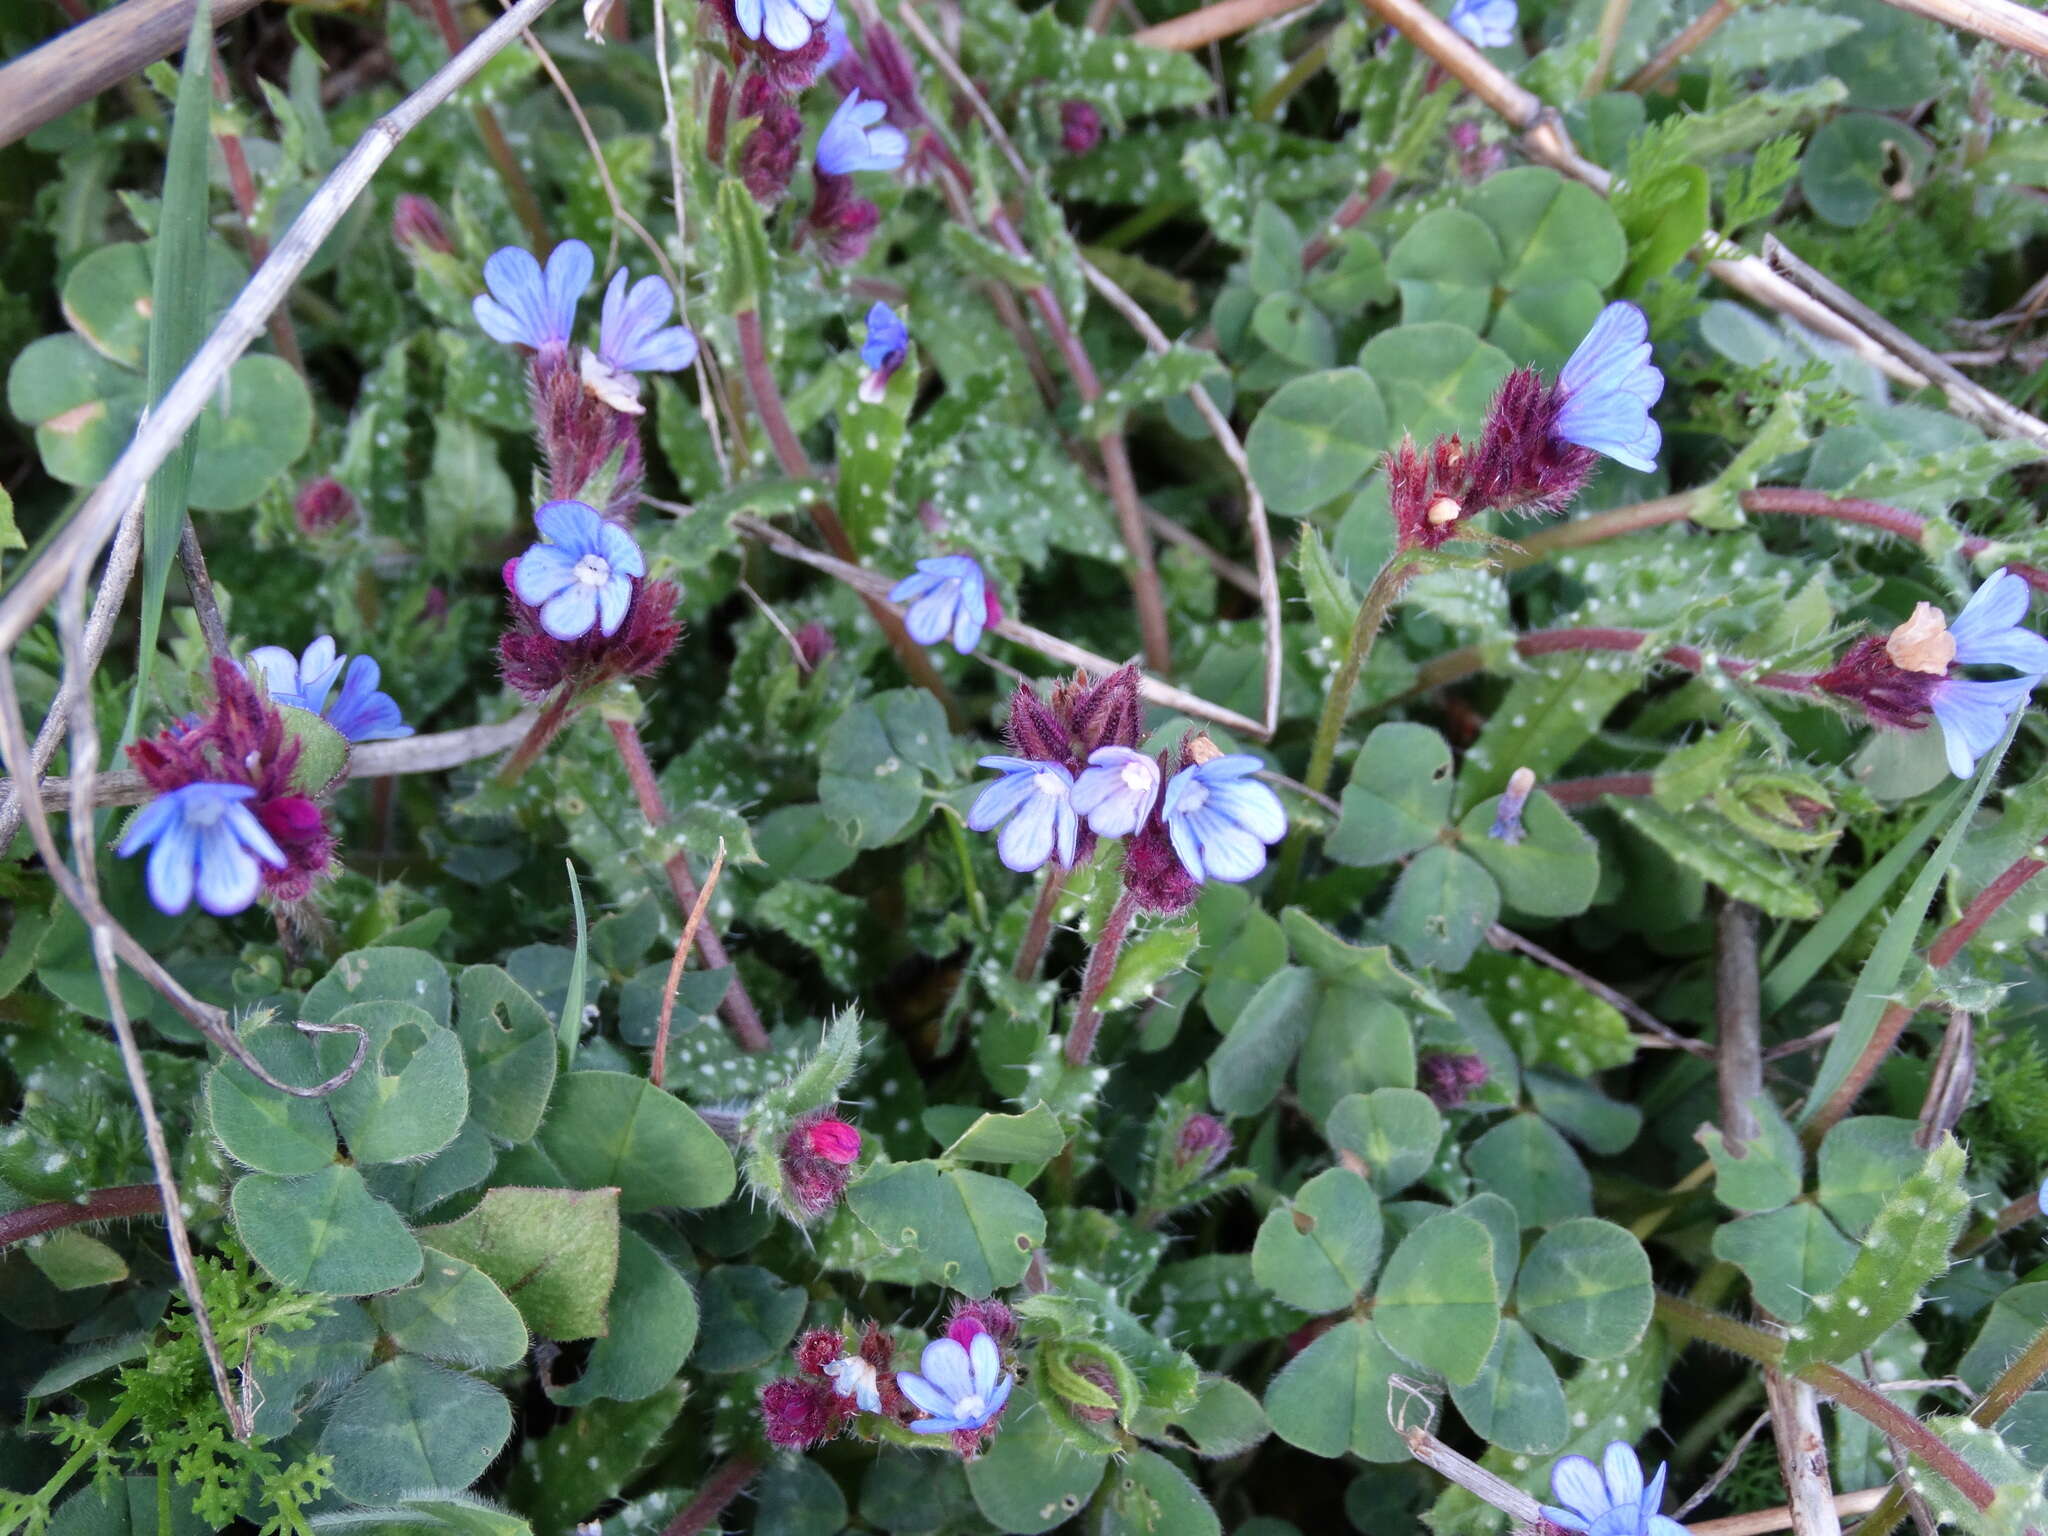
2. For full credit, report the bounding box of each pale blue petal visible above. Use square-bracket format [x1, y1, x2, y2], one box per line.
[146, 818, 198, 914]
[792, 0, 834, 21]
[1954, 627, 2048, 674]
[1167, 802, 1207, 882]
[919, 1338, 975, 1403]
[477, 246, 548, 345]
[328, 656, 411, 743]
[896, 1372, 955, 1419]
[195, 826, 262, 916]
[117, 793, 182, 855]
[472, 294, 532, 347]
[1541, 1509, 1591, 1534]
[1183, 810, 1267, 882]
[967, 770, 1037, 832]
[223, 802, 287, 868]
[1551, 1455, 1608, 1521]
[977, 755, 1041, 773]
[1640, 1461, 1668, 1520]
[536, 498, 605, 555]
[1933, 676, 2035, 778]
[597, 576, 632, 637]
[1206, 778, 1288, 844]
[1601, 1443, 1643, 1510]
[514, 544, 579, 605]
[540, 583, 601, 640]
[981, 1371, 1013, 1422]
[541, 239, 593, 344]
[888, 568, 941, 603]
[733, 0, 765, 37]
[996, 792, 1060, 872]
[1449, 0, 1516, 46]
[596, 519, 646, 579]
[862, 302, 908, 369]
[949, 587, 986, 654]
[1054, 798, 1078, 867]
[968, 1332, 1001, 1398]
[761, 0, 814, 49]
[1647, 1519, 1690, 1536]
[907, 1415, 965, 1435]
[1949, 568, 2030, 649]
[904, 591, 958, 646]
[246, 645, 301, 698]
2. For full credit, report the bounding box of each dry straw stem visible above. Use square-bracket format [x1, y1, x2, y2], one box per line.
[0, 0, 566, 663]
[1688, 1488, 1888, 1536]
[1131, 0, 1317, 50]
[1762, 1370, 1844, 1536]
[0, 0, 261, 148]
[733, 514, 1269, 736]
[1877, 0, 2048, 61]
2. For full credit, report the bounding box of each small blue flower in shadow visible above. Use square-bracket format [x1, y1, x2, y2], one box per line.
[118, 783, 286, 917]
[1449, 0, 1517, 48]
[889, 555, 990, 654]
[1543, 1441, 1687, 1536]
[249, 636, 412, 743]
[818, 89, 909, 175]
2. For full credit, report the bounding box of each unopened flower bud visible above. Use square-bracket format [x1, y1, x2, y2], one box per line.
[1055, 1356, 1121, 1424]
[780, 1111, 861, 1220]
[391, 194, 453, 255]
[1418, 1050, 1490, 1109]
[1060, 99, 1102, 155]
[293, 476, 358, 537]
[1173, 1113, 1233, 1176]
[759, 1376, 843, 1449]
[794, 621, 835, 671]
[1426, 494, 1463, 526]
[1184, 731, 1223, 765]
[946, 1297, 1017, 1348]
[795, 1327, 846, 1376]
[803, 1117, 862, 1165]
[1490, 766, 1536, 846]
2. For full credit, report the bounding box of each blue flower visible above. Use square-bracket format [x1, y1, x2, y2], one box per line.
[1163, 754, 1286, 883]
[896, 1330, 1014, 1436]
[1071, 746, 1161, 838]
[597, 269, 698, 375]
[1488, 765, 1535, 845]
[1554, 302, 1664, 473]
[889, 555, 990, 654]
[1929, 568, 2048, 778]
[473, 240, 593, 351]
[861, 302, 908, 372]
[968, 757, 1079, 873]
[1449, 0, 1517, 48]
[823, 1354, 883, 1413]
[1543, 1442, 1686, 1536]
[734, 0, 833, 49]
[118, 783, 286, 917]
[512, 500, 646, 641]
[819, 8, 850, 68]
[817, 89, 909, 175]
[248, 637, 412, 743]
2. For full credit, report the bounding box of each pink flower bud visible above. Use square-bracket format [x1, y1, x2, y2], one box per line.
[1173, 1113, 1233, 1175]
[391, 194, 453, 255]
[794, 621, 835, 671]
[1060, 100, 1102, 155]
[293, 477, 358, 537]
[805, 1117, 862, 1165]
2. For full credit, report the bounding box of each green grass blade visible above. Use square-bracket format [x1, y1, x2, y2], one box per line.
[124, 0, 217, 741]
[1760, 782, 1968, 1014]
[1799, 715, 2022, 1125]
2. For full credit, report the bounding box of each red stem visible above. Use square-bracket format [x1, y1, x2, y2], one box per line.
[1545, 772, 1656, 806]
[1063, 888, 1138, 1067]
[211, 61, 305, 373]
[660, 1454, 763, 1536]
[1013, 866, 1070, 980]
[496, 689, 578, 784]
[1301, 165, 1397, 271]
[423, 0, 548, 249]
[1807, 851, 2048, 1138]
[731, 309, 962, 727]
[605, 717, 770, 1054]
[0, 1184, 160, 1249]
[1799, 1363, 1997, 1512]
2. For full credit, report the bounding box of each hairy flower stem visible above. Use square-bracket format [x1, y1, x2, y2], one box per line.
[1012, 866, 1071, 980]
[495, 689, 578, 784]
[606, 716, 770, 1054]
[660, 1453, 763, 1536]
[1804, 849, 2048, 1142]
[1064, 888, 1138, 1067]
[1652, 1295, 1997, 1513]
[732, 309, 962, 728]
[1299, 164, 1397, 271]
[0, 1183, 158, 1249]
[1272, 554, 1418, 897]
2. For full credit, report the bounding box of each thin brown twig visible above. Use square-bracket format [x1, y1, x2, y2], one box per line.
[177, 517, 233, 663]
[1686, 1489, 1887, 1536]
[651, 839, 728, 1087]
[1623, 0, 1737, 91]
[1130, 0, 1316, 50]
[1762, 1369, 1843, 1536]
[1674, 1410, 1774, 1520]
[1489, 923, 1709, 1057]
[733, 513, 1268, 735]
[1715, 896, 1764, 1155]
[1872, 0, 2048, 65]
[424, 0, 548, 247]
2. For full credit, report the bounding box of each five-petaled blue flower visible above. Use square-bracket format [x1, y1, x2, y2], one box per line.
[968, 757, 1079, 873]
[1449, 0, 1517, 48]
[1071, 746, 1161, 838]
[735, 0, 833, 49]
[890, 554, 990, 654]
[513, 500, 647, 642]
[597, 268, 698, 375]
[1929, 567, 2048, 778]
[817, 89, 909, 175]
[248, 636, 412, 743]
[1163, 754, 1287, 883]
[473, 239, 594, 352]
[1554, 302, 1663, 474]
[858, 301, 910, 402]
[1544, 1441, 1686, 1536]
[896, 1329, 1014, 1436]
[118, 783, 286, 918]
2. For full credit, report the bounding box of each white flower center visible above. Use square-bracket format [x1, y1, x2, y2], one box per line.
[953, 1391, 988, 1420]
[1177, 780, 1210, 815]
[1032, 770, 1065, 798]
[185, 794, 227, 828]
[1120, 761, 1153, 794]
[573, 553, 613, 587]
[825, 1358, 876, 1400]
